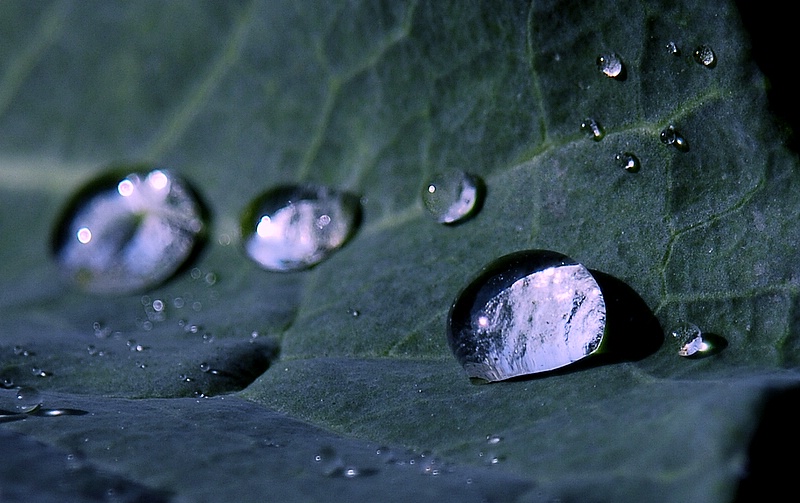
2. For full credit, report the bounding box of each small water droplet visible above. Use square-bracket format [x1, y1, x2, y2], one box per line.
[666, 41, 681, 56]
[596, 52, 625, 79]
[152, 299, 165, 312]
[614, 152, 641, 173]
[447, 250, 606, 381]
[671, 323, 726, 358]
[580, 118, 605, 141]
[13, 345, 33, 357]
[486, 434, 503, 445]
[241, 184, 361, 272]
[660, 124, 689, 152]
[422, 170, 485, 225]
[52, 167, 207, 294]
[693, 44, 716, 68]
[31, 367, 52, 378]
[1, 377, 15, 389]
[349, 308, 361, 317]
[15, 386, 42, 413]
[314, 446, 345, 477]
[199, 362, 211, 373]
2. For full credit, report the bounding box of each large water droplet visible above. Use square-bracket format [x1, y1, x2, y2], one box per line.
[660, 124, 689, 152]
[693, 44, 716, 68]
[615, 152, 640, 173]
[241, 185, 361, 272]
[52, 167, 206, 294]
[422, 170, 485, 225]
[580, 118, 605, 141]
[596, 52, 625, 79]
[447, 250, 607, 381]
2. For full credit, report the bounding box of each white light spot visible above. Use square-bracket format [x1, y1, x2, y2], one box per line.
[147, 170, 169, 191]
[76, 227, 92, 244]
[117, 179, 135, 197]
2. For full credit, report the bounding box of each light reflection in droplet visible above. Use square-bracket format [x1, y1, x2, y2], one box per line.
[117, 179, 135, 197]
[76, 227, 92, 244]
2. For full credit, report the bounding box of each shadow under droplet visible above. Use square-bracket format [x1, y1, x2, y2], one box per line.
[590, 270, 663, 363]
[195, 339, 280, 396]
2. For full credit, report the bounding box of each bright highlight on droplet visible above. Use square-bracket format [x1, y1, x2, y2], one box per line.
[241, 184, 361, 272]
[117, 179, 135, 197]
[76, 227, 92, 244]
[52, 166, 206, 294]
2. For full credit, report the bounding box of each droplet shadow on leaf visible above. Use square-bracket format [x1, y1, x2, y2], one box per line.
[194, 339, 280, 396]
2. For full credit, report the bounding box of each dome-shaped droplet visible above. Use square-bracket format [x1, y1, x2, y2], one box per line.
[615, 152, 640, 173]
[660, 124, 689, 152]
[447, 250, 607, 381]
[52, 166, 206, 294]
[422, 170, 485, 225]
[666, 41, 681, 56]
[596, 52, 625, 79]
[15, 386, 42, 413]
[693, 44, 716, 68]
[671, 323, 726, 358]
[241, 184, 361, 272]
[581, 118, 605, 141]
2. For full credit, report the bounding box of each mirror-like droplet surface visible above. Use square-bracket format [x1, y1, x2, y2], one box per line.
[596, 52, 625, 79]
[447, 250, 607, 381]
[660, 125, 689, 152]
[53, 167, 206, 294]
[615, 152, 640, 173]
[581, 118, 605, 141]
[422, 170, 485, 225]
[671, 323, 726, 358]
[241, 185, 361, 272]
[693, 44, 716, 68]
[666, 41, 681, 56]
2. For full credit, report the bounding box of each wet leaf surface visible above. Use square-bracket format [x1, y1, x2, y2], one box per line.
[1, 1, 798, 501]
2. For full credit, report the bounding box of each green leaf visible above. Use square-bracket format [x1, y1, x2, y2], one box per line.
[1, 0, 798, 501]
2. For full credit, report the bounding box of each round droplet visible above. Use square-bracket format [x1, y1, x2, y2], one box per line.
[693, 44, 716, 68]
[660, 125, 689, 152]
[666, 41, 681, 56]
[596, 52, 625, 79]
[615, 152, 640, 173]
[580, 118, 605, 142]
[241, 184, 361, 272]
[447, 250, 607, 381]
[422, 170, 485, 225]
[15, 386, 42, 413]
[671, 323, 726, 358]
[52, 166, 207, 294]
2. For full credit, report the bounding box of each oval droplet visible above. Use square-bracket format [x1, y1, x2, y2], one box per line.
[693, 44, 716, 68]
[422, 170, 485, 225]
[659, 125, 689, 152]
[580, 118, 605, 142]
[52, 166, 207, 294]
[596, 52, 625, 79]
[671, 323, 726, 358]
[15, 386, 42, 413]
[615, 152, 640, 173]
[447, 250, 607, 381]
[241, 185, 361, 272]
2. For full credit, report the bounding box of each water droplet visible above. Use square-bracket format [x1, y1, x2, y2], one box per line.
[52, 167, 206, 294]
[660, 124, 689, 152]
[614, 152, 641, 173]
[486, 434, 503, 445]
[349, 308, 361, 318]
[422, 170, 485, 225]
[314, 446, 345, 477]
[580, 118, 605, 141]
[447, 250, 607, 381]
[671, 323, 726, 358]
[152, 299, 165, 312]
[693, 44, 716, 68]
[596, 52, 625, 79]
[666, 41, 681, 56]
[13, 345, 33, 357]
[15, 386, 42, 413]
[241, 184, 361, 272]
[31, 367, 52, 378]
[1, 377, 15, 389]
